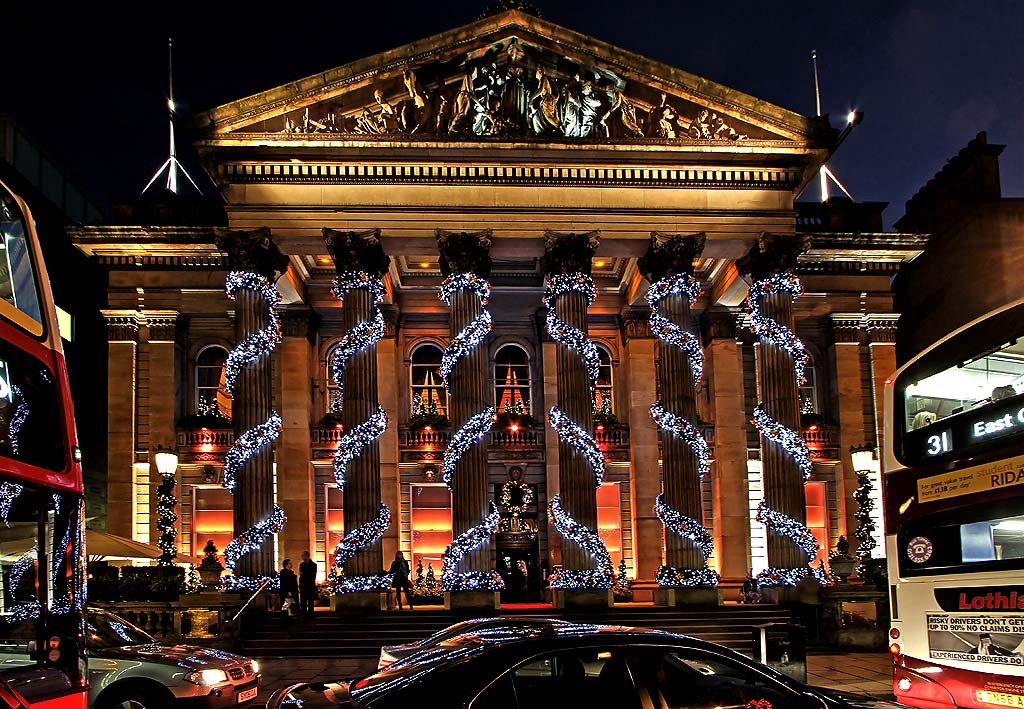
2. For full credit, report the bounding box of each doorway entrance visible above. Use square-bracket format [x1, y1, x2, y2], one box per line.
[496, 538, 541, 603]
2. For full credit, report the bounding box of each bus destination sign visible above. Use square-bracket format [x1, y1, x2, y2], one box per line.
[918, 396, 1024, 461]
[917, 454, 1024, 504]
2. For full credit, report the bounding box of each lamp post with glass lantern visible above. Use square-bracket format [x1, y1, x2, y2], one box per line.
[154, 445, 180, 566]
[850, 444, 879, 578]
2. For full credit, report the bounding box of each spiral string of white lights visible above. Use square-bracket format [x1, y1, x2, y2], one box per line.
[647, 274, 718, 587]
[221, 271, 286, 590]
[330, 271, 392, 593]
[747, 271, 822, 587]
[543, 273, 612, 590]
[437, 273, 501, 592]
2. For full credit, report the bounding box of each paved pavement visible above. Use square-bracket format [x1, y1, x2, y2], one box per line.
[251, 651, 894, 706]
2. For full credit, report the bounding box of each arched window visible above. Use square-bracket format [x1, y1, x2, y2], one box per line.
[325, 343, 341, 413]
[494, 344, 531, 415]
[595, 344, 614, 414]
[799, 355, 818, 414]
[195, 345, 229, 418]
[410, 343, 447, 417]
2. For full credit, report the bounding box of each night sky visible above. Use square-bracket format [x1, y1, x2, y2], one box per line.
[5, 1, 1023, 227]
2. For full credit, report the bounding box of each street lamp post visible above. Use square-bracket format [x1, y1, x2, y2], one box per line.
[154, 445, 180, 566]
[850, 444, 879, 579]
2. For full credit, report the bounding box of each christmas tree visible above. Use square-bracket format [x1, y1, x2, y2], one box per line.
[425, 563, 439, 596]
[853, 471, 877, 571]
[414, 559, 425, 592]
[614, 558, 632, 599]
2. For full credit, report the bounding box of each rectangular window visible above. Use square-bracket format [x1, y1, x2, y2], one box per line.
[747, 460, 767, 574]
[597, 482, 622, 563]
[132, 462, 150, 544]
[409, 483, 451, 576]
[325, 485, 344, 559]
[805, 481, 828, 566]
[192, 486, 233, 561]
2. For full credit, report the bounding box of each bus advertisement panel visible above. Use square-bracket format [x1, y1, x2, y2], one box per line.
[885, 298, 1024, 709]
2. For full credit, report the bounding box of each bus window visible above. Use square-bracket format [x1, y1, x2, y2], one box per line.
[0, 338, 65, 472]
[0, 189, 43, 336]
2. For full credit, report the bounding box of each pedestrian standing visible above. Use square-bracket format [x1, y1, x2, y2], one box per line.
[298, 550, 317, 619]
[389, 550, 414, 610]
[279, 559, 298, 616]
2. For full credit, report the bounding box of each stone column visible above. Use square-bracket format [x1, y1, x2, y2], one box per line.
[736, 234, 813, 576]
[214, 227, 290, 581]
[436, 230, 495, 605]
[143, 312, 180, 558]
[377, 309, 401, 564]
[701, 309, 752, 582]
[277, 309, 317, 571]
[102, 311, 139, 539]
[638, 233, 711, 591]
[620, 311, 660, 589]
[324, 229, 390, 585]
[543, 231, 608, 606]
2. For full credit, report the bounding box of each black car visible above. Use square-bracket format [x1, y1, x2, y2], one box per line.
[269, 623, 898, 709]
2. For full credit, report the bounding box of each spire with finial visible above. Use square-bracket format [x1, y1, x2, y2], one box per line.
[142, 38, 201, 195]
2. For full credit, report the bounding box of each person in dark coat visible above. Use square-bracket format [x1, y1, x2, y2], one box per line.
[279, 559, 298, 615]
[389, 550, 414, 610]
[298, 550, 317, 619]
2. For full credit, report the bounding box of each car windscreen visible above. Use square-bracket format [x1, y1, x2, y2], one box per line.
[352, 645, 483, 705]
[86, 613, 154, 649]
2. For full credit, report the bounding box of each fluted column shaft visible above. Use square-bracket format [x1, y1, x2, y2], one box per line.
[555, 290, 597, 571]
[448, 288, 490, 573]
[756, 291, 807, 570]
[233, 287, 276, 578]
[658, 292, 704, 570]
[341, 287, 383, 576]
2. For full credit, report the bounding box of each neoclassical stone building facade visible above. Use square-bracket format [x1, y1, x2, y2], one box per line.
[72, 8, 925, 600]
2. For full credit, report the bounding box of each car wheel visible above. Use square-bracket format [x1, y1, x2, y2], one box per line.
[104, 689, 168, 709]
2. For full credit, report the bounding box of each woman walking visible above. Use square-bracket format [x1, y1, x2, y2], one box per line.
[279, 558, 299, 616]
[389, 550, 414, 610]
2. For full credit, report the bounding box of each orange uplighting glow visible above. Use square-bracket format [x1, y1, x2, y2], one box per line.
[595, 260, 606, 267]
[199, 427, 213, 453]
[510, 423, 519, 432]
[424, 425, 432, 432]
[596, 423, 604, 431]
[807, 424, 818, 431]
[419, 261, 430, 268]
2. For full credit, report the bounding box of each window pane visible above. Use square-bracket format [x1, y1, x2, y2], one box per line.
[512, 648, 638, 709]
[495, 346, 531, 414]
[0, 189, 42, 331]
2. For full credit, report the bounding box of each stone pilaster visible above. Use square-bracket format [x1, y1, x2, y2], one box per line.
[324, 228, 389, 579]
[377, 316, 401, 564]
[620, 309, 660, 586]
[737, 233, 812, 572]
[638, 232, 707, 575]
[830, 314, 868, 542]
[437, 230, 494, 589]
[700, 309, 751, 582]
[214, 227, 290, 579]
[543, 231, 601, 581]
[102, 310, 139, 539]
[865, 315, 898, 455]
[276, 308, 316, 569]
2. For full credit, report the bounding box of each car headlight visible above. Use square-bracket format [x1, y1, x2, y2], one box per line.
[186, 669, 229, 686]
[250, 660, 260, 674]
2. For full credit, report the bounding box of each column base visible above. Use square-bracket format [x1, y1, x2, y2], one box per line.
[653, 587, 722, 607]
[553, 589, 614, 610]
[330, 592, 386, 612]
[444, 591, 500, 611]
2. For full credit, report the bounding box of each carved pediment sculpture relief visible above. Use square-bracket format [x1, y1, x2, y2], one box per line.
[262, 38, 752, 142]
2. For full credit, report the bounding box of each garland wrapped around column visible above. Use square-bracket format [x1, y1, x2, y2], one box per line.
[747, 271, 823, 587]
[544, 273, 613, 590]
[156, 472, 178, 566]
[438, 272, 502, 592]
[221, 271, 285, 590]
[330, 271, 391, 593]
[648, 273, 718, 587]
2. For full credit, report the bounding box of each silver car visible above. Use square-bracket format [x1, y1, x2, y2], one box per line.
[87, 609, 261, 709]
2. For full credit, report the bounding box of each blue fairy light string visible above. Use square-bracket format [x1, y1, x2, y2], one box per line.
[548, 495, 614, 589]
[441, 502, 504, 592]
[746, 270, 818, 587]
[654, 494, 720, 587]
[544, 272, 610, 590]
[438, 272, 502, 592]
[9, 385, 28, 455]
[0, 482, 23, 526]
[647, 274, 716, 588]
[330, 271, 391, 593]
[223, 270, 286, 587]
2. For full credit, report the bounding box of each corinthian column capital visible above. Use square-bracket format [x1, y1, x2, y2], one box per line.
[638, 232, 706, 283]
[213, 227, 289, 279]
[736, 233, 812, 282]
[542, 230, 601, 276]
[435, 229, 493, 276]
[323, 228, 389, 276]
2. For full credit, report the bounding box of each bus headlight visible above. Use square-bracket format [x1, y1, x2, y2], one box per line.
[186, 669, 229, 685]
[897, 677, 912, 692]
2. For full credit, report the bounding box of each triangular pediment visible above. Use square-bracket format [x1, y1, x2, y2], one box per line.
[196, 11, 830, 147]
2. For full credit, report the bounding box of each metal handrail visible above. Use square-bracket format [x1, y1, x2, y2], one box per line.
[230, 578, 271, 622]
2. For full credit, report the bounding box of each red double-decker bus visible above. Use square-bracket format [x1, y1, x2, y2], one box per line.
[885, 297, 1024, 709]
[0, 180, 87, 709]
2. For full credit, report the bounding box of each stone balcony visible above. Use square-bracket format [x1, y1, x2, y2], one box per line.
[803, 422, 840, 462]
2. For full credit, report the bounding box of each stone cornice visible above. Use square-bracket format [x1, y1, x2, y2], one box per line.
[144, 311, 180, 343]
[801, 232, 929, 264]
[865, 314, 899, 344]
[830, 314, 864, 344]
[101, 310, 140, 342]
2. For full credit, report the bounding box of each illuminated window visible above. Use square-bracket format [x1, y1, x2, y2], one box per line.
[192, 486, 233, 562]
[410, 483, 452, 574]
[595, 344, 614, 414]
[0, 186, 43, 335]
[195, 345, 229, 418]
[597, 482, 622, 562]
[747, 460, 767, 574]
[805, 481, 828, 566]
[494, 344, 531, 415]
[132, 462, 151, 544]
[410, 343, 447, 417]
[799, 355, 818, 414]
[325, 485, 344, 559]
[325, 342, 341, 413]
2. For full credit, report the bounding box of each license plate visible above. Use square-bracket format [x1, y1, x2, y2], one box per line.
[976, 690, 1024, 707]
[237, 687, 258, 703]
